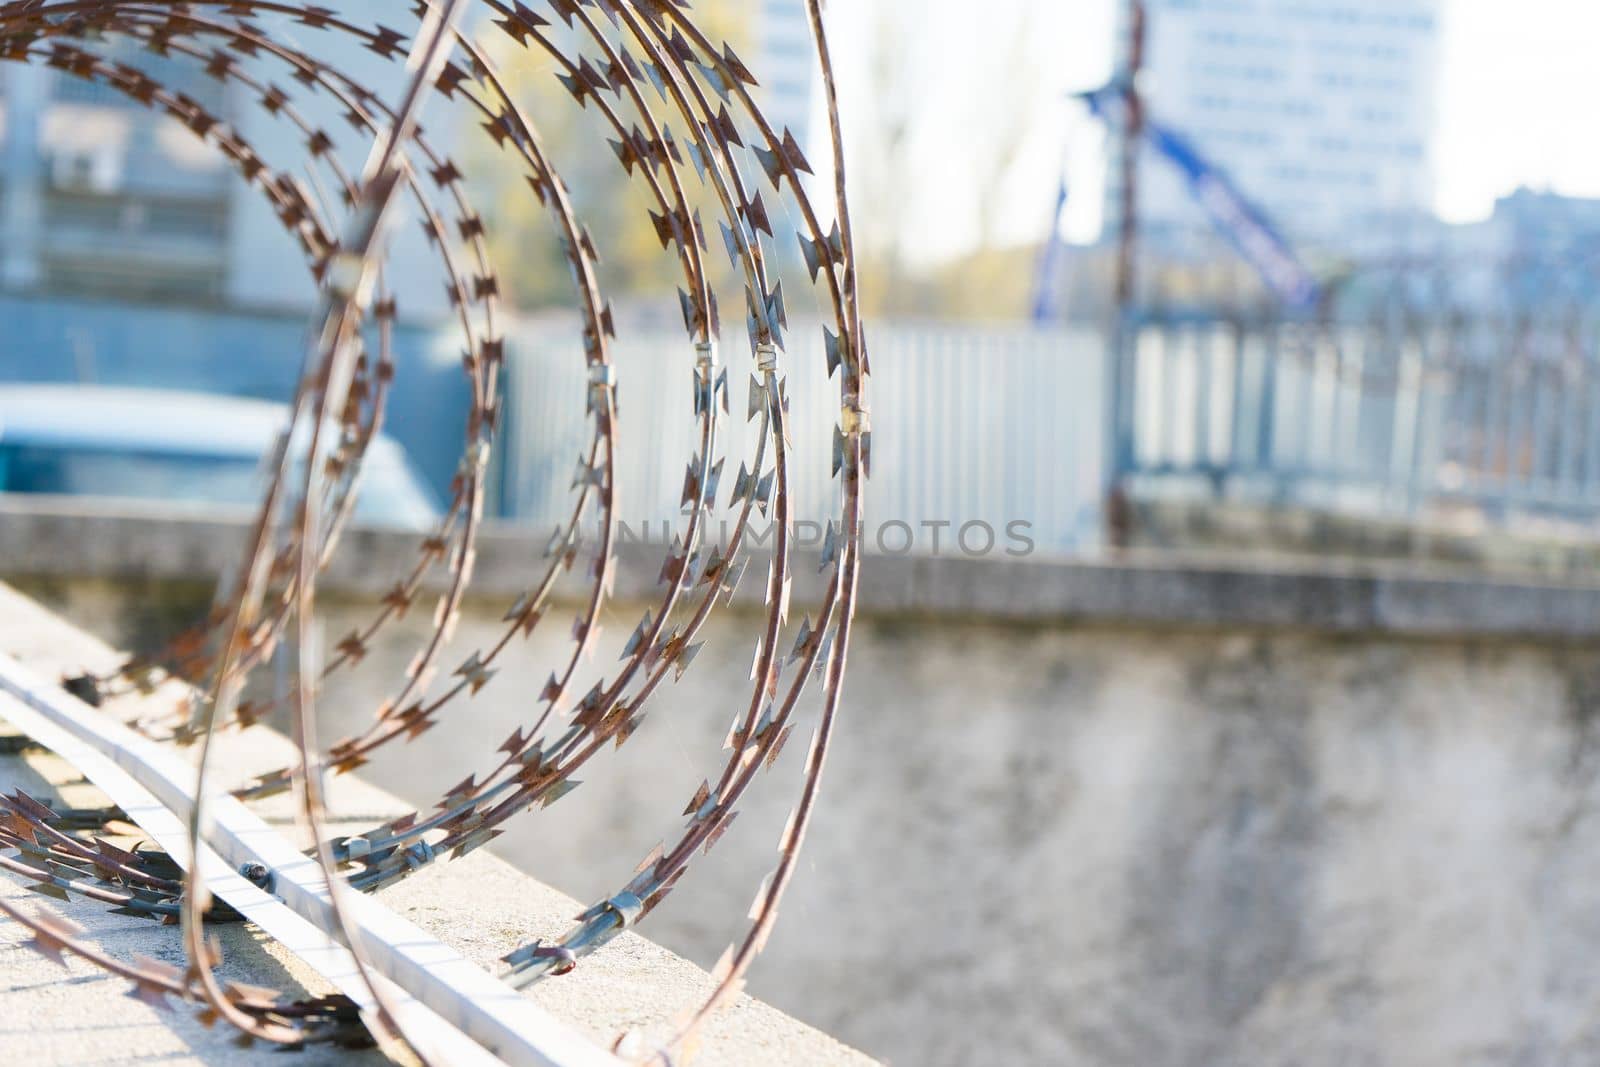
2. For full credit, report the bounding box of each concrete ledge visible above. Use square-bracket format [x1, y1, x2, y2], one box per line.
[0, 581, 874, 1066]
[1129, 495, 1600, 579]
[4, 497, 1600, 640]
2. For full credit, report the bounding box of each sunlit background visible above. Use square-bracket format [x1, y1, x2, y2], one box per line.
[9, 4, 1600, 1065]
[827, 0, 1600, 259]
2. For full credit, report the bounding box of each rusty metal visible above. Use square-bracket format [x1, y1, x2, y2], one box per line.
[0, 2, 868, 1063]
[1114, 0, 1147, 314]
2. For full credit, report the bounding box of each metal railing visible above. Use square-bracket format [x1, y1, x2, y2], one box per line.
[1115, 307, 1600, 524]
[497, 306, 1600, 551]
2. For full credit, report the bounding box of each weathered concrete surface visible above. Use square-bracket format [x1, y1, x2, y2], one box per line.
[6, 496, 1600, 638]
[14, 502, 1600, 1067]
[0, 583, 876, 1067]
[1130, 494, 1600, 579]
[290, 612, 1600, 1067]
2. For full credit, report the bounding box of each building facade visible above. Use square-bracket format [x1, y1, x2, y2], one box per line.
[1107, 0, 1442, 252]
[0, 31, 467, 496]
[0, 14, 446, 318]
[755, 0, 817, 153]
[0, 51, 232, 302]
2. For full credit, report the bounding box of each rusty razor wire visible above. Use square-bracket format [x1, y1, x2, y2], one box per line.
[0, 1, 869, 1062]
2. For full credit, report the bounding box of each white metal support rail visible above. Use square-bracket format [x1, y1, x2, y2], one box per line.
[0, 651, 619, 1067]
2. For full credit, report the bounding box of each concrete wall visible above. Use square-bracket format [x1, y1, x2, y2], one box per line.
[9, 503, 1600, 1067]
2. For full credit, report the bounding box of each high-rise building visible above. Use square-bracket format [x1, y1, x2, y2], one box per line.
[0, 50, 232, 302]
[755, 0, 816, 151]
[0, 33, 467, 496]
[1106, 0, 1442, 251]
[0, 23, 443, 317]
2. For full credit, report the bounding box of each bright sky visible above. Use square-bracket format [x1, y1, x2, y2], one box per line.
[1435, 0, 1600, 221]
[827, 0, 1600, 261]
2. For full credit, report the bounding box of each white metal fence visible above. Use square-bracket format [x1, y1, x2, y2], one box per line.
[499, 321, 1107, 554]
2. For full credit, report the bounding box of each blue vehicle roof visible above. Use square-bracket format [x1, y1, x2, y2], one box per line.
[0, 384, 408, 463]
[0, 385, 294, 457]
[0, 385, 441, 526]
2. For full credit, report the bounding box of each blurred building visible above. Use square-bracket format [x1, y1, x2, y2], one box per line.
[0, 36, 468, 498]
[1483, 187, 1600, 265]
[1332, 188, 1600, 317]
[0, 5, 451, 318]
[1106, 0, 1441, 253]
[755, 0, 816, 151]
[0, 54, 232, 302]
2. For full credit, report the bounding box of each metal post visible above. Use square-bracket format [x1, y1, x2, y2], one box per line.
[1104, 0, 1147, 549]
[1114, 0, 1147, 314]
